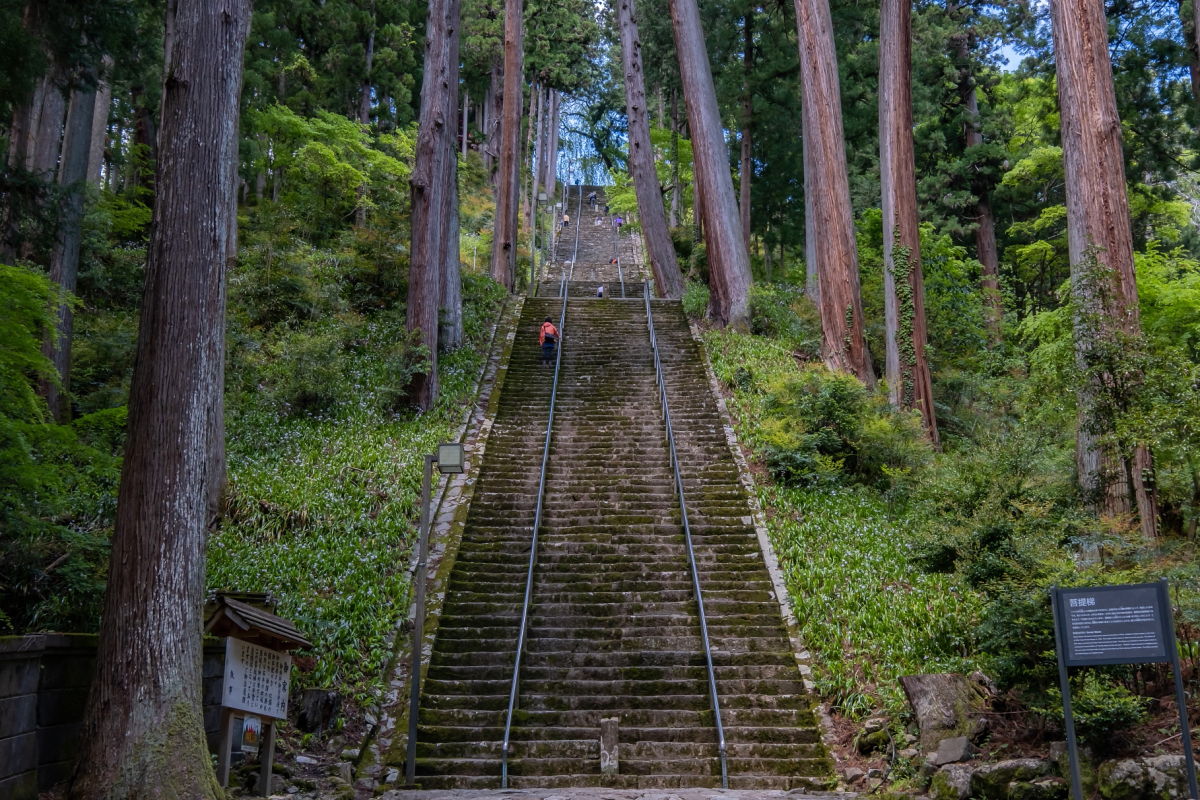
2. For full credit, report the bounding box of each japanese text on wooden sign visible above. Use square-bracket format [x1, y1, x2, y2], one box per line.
[223, 638, 291, 720]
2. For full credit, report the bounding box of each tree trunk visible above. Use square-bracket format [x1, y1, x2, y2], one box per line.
[462, 91, 470, 156]
[949, 8, 1002, 343]
[489, 0, 523, 291]
[543, 90, 559, 195]
[484, 64, 502, 179]
[669, 89, 681, 228]
[618, 0, 685, 298]
[409, 0, 462, 408]
[879, 0, 938, 445]
[1190, 0, 1200, 102]
[30, 71, 67, 179]
[68, 2, 251, 798]
[360, 25, 376, 124]
[1051, 0, 1157, 538]
[739, 10, 753, 251]
[794, 0, 873, 383]
[669, 0, 752, 327]
[525, 81, 540, 234]
[441, 0, 464, 352]
[87, 62, 113, 185]
[40, 85, 98, 423]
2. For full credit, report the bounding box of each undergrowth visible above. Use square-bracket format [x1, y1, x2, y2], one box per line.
[704, 327, 984, 717]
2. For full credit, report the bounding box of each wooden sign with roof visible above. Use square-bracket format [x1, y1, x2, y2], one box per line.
[205, 592, 312, 794]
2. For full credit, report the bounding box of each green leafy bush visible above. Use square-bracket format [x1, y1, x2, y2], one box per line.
[748, 283, 821, 359]
[682, 280, 709, 320]
[0, 264, 119, 634]
[1038, 673, 1149, 750]
[758, 365, 931, 489]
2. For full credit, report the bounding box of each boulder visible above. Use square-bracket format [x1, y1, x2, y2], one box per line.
[932, 736, 975, 766]
[930, 763, 974, 800]
[856, 726, 892, 755]
[1097, 755, 1190, 800]
[296, 689, 342, 733]
[900, 673, 993, 750]
[1008, 778, 1068, 800]
[969, 758, 1054, 799]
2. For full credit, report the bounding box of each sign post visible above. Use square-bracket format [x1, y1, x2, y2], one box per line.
[1050, 580, 1198, 800]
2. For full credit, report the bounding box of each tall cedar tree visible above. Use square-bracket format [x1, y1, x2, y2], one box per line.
[794, 0, 873, 383]
[68, 1, 251, 797]
[409, 0, 463, 408]
[948, 1, 1001, 342]
[440, 10, 464, 353]
[40, 82, 98, 422]
[617, 0, 685, 298]
[489, 0, 523, 289]
[1050, 0, 1158, 538]
[879, 0, 938, 444]
[669, 0, 752, 327]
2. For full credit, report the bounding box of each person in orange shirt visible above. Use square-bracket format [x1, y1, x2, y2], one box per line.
[539, 317, 559, 365]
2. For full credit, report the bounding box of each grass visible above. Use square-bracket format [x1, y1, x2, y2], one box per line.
[208, 282, 504, 697]
[703, 327, 984, 717]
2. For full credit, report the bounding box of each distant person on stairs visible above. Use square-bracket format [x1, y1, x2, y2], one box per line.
[562, 212, 570, 228]
[596, 285, 605, 298]
[539, 317, 559, 366]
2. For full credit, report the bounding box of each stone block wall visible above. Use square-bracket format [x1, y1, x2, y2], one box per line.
[0, 634, 227, 800]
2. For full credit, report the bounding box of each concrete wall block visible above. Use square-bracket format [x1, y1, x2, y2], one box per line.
[37, 655, 95, 690]
[0, 732, 38, 780]
[0, 696, 36, 740]
[36, 688, 89, 728]
[0, 769, 38, 800]
[35, 759, 74, 794]
[35, 723, 82, 767]
[0, 657, 39, 699]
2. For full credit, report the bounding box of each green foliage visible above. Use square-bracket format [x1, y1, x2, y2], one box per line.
[682, 281, 709, 320]
[747, 284, 821, 360]
[211, 273, 505, 691]
[0, 265, 120, 634]
[1038, 673, 1149, 750]
[247, 106, 413, 244]
[755, 365, 931, 490]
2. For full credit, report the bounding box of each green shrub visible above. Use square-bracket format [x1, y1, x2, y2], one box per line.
[682, 281, 709, 320]
[1038, 672, 1149, 751]
[748, 283, 821, 359]
[758, 365, 931, 489]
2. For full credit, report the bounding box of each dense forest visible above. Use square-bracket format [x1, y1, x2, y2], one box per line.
[3, 0, 1200, 796]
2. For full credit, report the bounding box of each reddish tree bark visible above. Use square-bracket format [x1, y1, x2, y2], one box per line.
[441, 0, 464, 352]
[618, 0, 685, 298]
[489, 0, 523, 290]
[740, 10, 753, 251]
[68, 2, 251, 798]
[669, 0, 752, 327]
[879, 0, 938, 445]
[409, 0, 463, 408]
[1051, 0, 1157, 538]
[794, 0, 873, 382]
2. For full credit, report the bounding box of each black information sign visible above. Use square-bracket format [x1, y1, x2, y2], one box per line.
[1051, 580, 1198, 800]
[1055, 583, 1169, 666]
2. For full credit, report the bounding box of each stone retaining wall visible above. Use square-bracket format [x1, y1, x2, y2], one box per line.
[0, 634, 226, 800]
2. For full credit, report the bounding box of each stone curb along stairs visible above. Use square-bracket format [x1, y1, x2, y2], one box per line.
[382, 294, 837, 792]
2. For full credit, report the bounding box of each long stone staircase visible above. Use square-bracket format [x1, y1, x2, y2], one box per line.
[540, 187, 648, 298]
[399, 185, 833, 792]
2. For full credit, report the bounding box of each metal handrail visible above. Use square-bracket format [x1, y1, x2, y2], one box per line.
[642, 281, 728, 787]
[500, 250, 571, 788]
